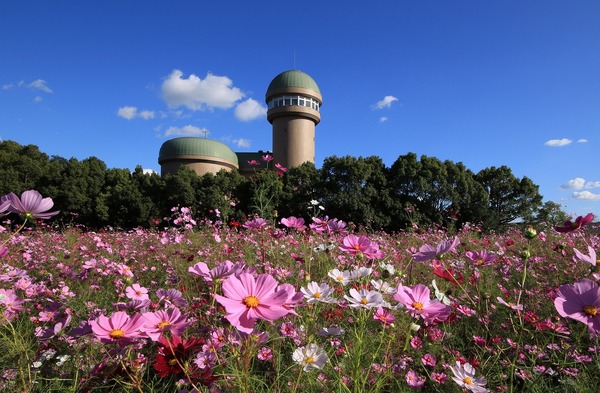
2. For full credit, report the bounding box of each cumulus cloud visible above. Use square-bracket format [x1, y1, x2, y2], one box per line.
[117, 106, 138, 120]
[164, 125, 209, 137]
[233, 138, 251, 148]
[379, 116, 388, 123]
[561, 178, 586, 190]
[117, 106, 155, 120]
[578, 139, 588, 143]
[143, 169, 158, 175]
[234, 98, 267, 121]
[586, 181, 600, 188]
[28, 79, 53, 93]
[373, 95, 398, 110]
[161, 69, 244, 111]
[573, 191, 600, 201]
[544, 138, 572, 147]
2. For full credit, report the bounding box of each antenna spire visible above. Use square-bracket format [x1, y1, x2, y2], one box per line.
[293, 50, 296, 70]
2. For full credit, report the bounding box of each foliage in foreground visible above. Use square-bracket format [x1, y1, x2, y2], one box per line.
[0, 193, 599, 392]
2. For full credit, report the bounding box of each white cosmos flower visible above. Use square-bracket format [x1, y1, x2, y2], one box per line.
[328, 268, 353, 286]
[317, 326, 346, 336]
[300, 282, 336, 304]
[351, 267, 373, 279]
[371, 279, 397, 295]
[292, 343, 329, 372]
[344, 288, 383, 309]
[450, 361, 488, 393]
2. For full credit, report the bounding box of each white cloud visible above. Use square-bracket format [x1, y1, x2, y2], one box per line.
[578, 139, 588, 143]
[117, 106, 155, 120]
[2, 83, 13, 90]
[233, 138, 251, 148]
[573, 191, 600, 201]
[544, 138, 572, 147]
[586, 181, 600, 188]
[33, 96, 43, 103]
[143, 169, 158, 175]
[28, 79, 53, 93]
[561, 177, 586, 190]
[164, 125, 210, 137]
[379, 116, 388, 123]
[234, 98, 267, 121]
[373, 95, 398, 110]
[139, 110, 155, 120]
[117, 106, 138, 120]
[161, 69, 244, 111]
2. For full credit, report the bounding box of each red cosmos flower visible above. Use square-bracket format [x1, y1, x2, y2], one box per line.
[433, 265, 464, 285]
[555, 213, 595, 233]
[154, 335, 205, 377]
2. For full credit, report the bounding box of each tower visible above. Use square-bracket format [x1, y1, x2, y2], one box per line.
[265, 70, 322, 169]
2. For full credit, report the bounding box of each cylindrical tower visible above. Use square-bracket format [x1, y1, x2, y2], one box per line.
[266, 70, 322, 169]
[158, 137, 239, 176]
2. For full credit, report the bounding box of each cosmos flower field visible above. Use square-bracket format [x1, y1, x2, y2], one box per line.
[1, 191, 599, 392]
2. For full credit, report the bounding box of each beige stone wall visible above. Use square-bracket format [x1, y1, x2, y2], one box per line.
[159, 156, 238, 176]
[272, 117, 316, 169]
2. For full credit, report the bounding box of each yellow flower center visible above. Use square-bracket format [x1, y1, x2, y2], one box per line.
[476, 259, 484, 265]
[583, 305, 598, 316]
[306, 356, 315, 364]
[337, 275, 344, 281]
[168, 358, 178, 366]
[157, 321, 171, 329]
[463, 376, 473, 385]
[314, 292, 322, 299]
[412, 302, 424, 310]
[353, 244, 361, 250]
[360, 297, 368, 305]
[109, 329, 125, 339]
[244, 295, 260, 308]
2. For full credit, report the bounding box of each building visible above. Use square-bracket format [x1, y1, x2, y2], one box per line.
[158, 70, 321, 176]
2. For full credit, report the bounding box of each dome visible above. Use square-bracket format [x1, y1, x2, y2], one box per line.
[158, 137, 239, 166]
[266, 70, 321, 97]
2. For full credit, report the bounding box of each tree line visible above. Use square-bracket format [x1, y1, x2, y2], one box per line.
[0, 140, 567, 232]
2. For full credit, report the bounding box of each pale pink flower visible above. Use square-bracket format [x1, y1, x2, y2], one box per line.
[394, 284, 451, 324]
[450, 361, 488, 392]
[90, 311, 145, 344]
[554, 279, 600, 335]
[141, 307, 192, 341]
[214, 273, 290, 333]
[125, 283, 149, 301]
[339, 234, 385, 259]
[3, 190, 59, 220]
[405, 369, 426, 388]
[188, 260, 235, 282]
[412, 237, 460, 262]
[573, 246, 597, 266]
[0, 289, 25, 321]
[243, 217, 269, 230]
[465, 250, 496, 267]
[280, 216, 306, 231]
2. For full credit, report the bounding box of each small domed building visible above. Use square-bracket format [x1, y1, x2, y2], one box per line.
[158, 70, 322, 177]
[158, 137, 239, 176]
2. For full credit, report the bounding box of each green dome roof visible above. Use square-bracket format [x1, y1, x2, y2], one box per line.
[159, 137, 238, 165]
[267, 70, 320, 95]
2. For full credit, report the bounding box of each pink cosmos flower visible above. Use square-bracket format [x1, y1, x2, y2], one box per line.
[339, 234, 385, 259]
[142, 307, 192, 341]
[243, 217, 269, 230]
[555, 213, 594, 233]
[262, 154, 273, 162]
[373, 306, 395, 327]
[247, 159, 260, 166]
[412, 237, 460, 262]
[465, 250, 496, 267]
[0, 198, 11, 217]
[3, 190, 59, 220]
[90, 311, 145, 344]
[572, 246, 597, 266]
[405, 369, 426, 388]
[214, 273, 291, 333]
[394, 284, 451, 324]
[280, 216, 306, 231]
[554, 279, 600, 335]
[450, 361, 488, 392]
[0, 288, 25, 321]
[188, 260, 236, 283]
[125, 283, 150, 301]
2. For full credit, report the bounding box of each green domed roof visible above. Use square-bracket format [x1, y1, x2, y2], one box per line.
[159, 137, 238, 165]
[267, 70, 320, 95]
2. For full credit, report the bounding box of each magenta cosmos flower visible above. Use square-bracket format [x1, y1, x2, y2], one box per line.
[214, 273, 291, 333]
[142, 307, 192, 341]
[90, 311, 145, 344]
[554, 279, 600, 335]
[394, 284, 451, 324]
[280, 216, 306, 231]
[339, 234, 385, 259]
[3, 190, 59, 220]
[555, 213, 594, 233]
[572, 246, 597, 266]
[412, 237, 460, 262]
[0, 198, 11, 217]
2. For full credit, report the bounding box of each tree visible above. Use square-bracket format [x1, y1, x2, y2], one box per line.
[280, 162, 320, 219]
[534, 200, 571, 227]
[320, 155, 392, 230]
[475, 166, 543, 229]
[0, 140, 51, 195]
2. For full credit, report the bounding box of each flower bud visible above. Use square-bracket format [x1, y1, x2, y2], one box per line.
[521, 249, 531, 259]
[524, 226, 538, 239]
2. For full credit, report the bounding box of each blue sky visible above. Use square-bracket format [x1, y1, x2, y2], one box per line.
[1, 1, 599, 219]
